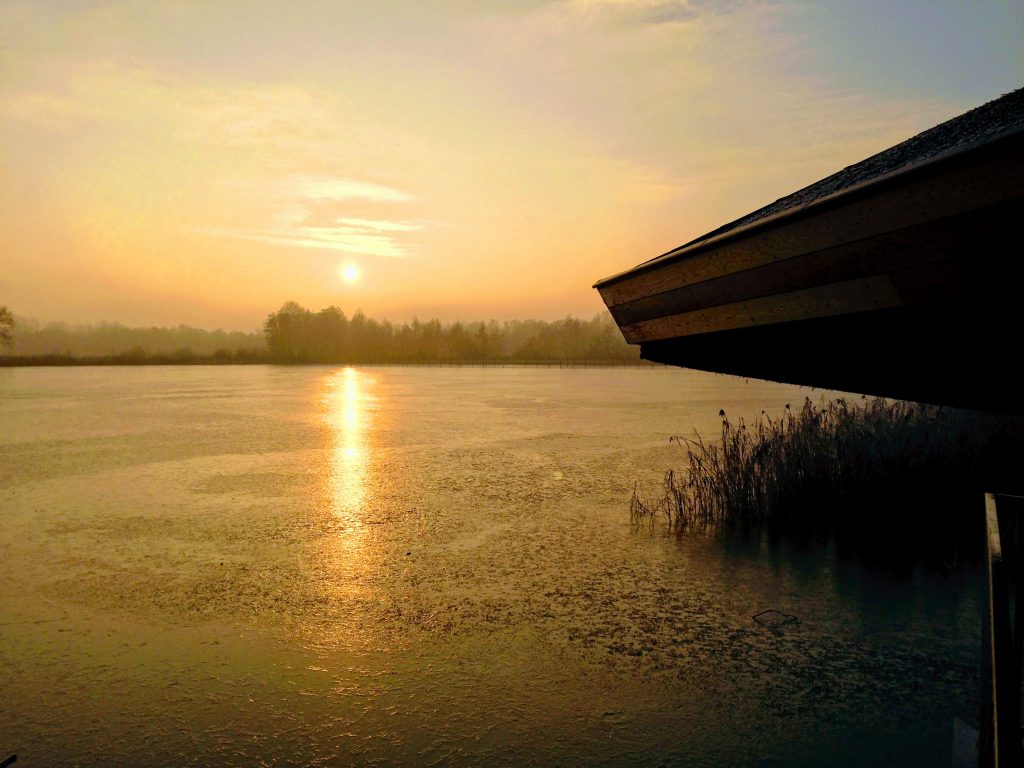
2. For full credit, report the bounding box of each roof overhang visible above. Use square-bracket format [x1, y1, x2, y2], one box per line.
[595, 125, 1024, 414]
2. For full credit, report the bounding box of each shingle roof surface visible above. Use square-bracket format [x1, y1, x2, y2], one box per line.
[673, 87, 1024, 253]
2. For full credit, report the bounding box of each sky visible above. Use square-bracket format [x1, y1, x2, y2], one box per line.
[1, 1, 1021, 331]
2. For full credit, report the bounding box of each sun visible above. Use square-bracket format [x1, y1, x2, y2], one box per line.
[339, 262, 361, 285]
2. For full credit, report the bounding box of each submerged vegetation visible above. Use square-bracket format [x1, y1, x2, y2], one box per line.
[632, 397, 1024, 558]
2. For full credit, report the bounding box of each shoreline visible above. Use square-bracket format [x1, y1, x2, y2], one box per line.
[0, 355, 662, 369]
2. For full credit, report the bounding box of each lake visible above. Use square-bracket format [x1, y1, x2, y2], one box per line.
[0, 366, 981, 766]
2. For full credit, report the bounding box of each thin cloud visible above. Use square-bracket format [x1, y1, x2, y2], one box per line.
[334, 217, 421, 232]
[191, 225, 405, 257]
[191, 215, 422, 258]
[566, 0, 763, 21]
[289, 175, 415, 203]
[190, 173, 420, 256]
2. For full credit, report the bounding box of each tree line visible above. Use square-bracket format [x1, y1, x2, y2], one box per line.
[262, 302, 639, 363]
[3, 316, 263, 359]
[0, 302, 640, 364]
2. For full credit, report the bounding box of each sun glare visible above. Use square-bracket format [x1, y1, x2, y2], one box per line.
[339, 262, 361, 284]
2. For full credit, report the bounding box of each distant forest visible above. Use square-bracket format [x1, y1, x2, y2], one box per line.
[0, 302, 640, 365]
[262, 302, 638, 363]
[5, 316, 263, 359]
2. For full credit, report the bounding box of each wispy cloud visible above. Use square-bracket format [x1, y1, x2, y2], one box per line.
[335, 217, 421, 232]
[568, 0, 757, 20]
[288, 175, 415, 203]
[192, 174, 421, 257]
[192, 223, 416, 257]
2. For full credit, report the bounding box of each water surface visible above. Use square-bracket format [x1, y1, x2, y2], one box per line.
[0, 366, 981, 766]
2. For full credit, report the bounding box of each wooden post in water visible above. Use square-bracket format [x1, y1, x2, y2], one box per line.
[980, 493, 1023, 768]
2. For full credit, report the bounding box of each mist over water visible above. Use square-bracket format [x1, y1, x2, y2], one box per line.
[0, 366, 981, 766]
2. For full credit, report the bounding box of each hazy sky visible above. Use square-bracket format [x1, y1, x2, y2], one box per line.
[2, 1, 1021, 330]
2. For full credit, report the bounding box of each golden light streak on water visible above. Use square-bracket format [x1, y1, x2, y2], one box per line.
[310, 366, 388, 626]
[322, 366, 376, 546]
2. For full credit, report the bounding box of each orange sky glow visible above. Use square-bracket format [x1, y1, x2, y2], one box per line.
[1, 1, 1021, 330]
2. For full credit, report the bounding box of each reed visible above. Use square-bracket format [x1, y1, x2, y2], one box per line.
[632, 397, 1024, 550]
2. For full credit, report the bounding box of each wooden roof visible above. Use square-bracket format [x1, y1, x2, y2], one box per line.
[595, 88, 1024, 414]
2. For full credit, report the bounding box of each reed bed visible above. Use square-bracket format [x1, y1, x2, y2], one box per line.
[632, 397, 1024, 550]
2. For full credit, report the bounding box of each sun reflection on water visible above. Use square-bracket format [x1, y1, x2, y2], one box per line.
[309, 366, 386, 636]
[322, 367, 375, 530]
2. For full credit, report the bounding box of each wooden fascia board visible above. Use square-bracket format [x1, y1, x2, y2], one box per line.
[608, 200, 1018, 327]
[594, 130, 1024, 310]
[619, 275, 903, 343]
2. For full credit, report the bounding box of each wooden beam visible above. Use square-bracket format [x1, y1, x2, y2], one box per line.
[981, 493, 1020, 768]
[609, 201, 1017, 327]
[620, 276, 903, 343]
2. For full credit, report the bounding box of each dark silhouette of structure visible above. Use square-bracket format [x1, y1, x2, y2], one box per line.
[595, 88, 1024, 416]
